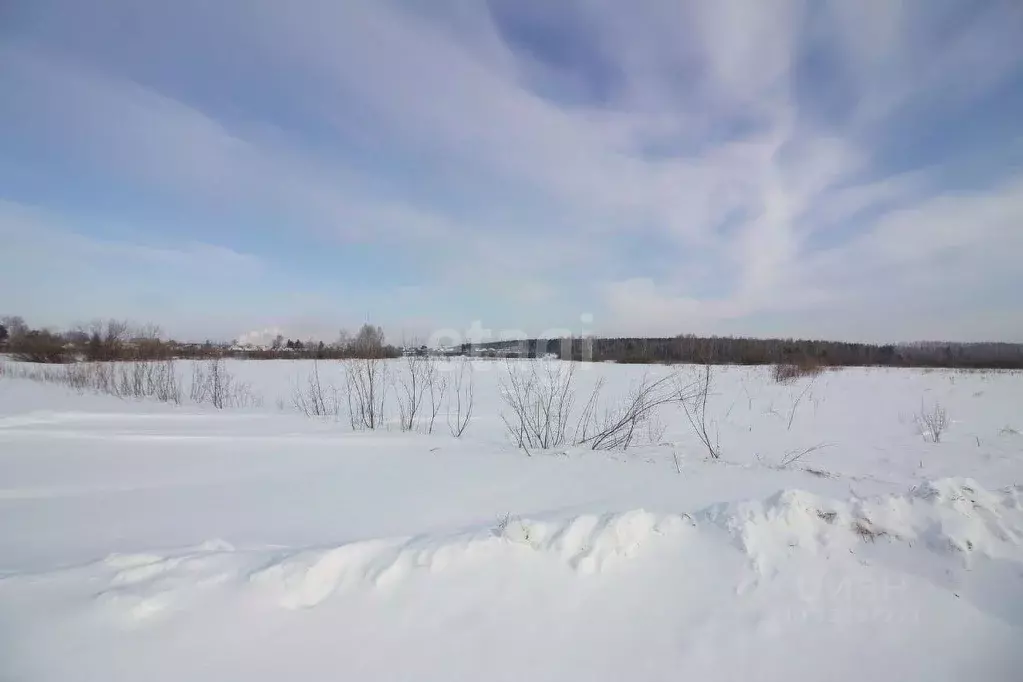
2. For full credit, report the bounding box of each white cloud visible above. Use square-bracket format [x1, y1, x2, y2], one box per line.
[0, 201, 267, 336]
[2, 0, 1021, 341]
[0, 200, 263, 274]
[600, 176, 1023, 341]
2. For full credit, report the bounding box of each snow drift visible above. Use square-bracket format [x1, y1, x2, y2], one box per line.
[2, 363, 1022, 681]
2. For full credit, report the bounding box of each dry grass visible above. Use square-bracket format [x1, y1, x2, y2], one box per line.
[773, 359, 824, 383]
[2, 359, 183, 404]
[779, 442, 832, 468]
[803, 467, 832, 478]
[852, 519, 887, 542]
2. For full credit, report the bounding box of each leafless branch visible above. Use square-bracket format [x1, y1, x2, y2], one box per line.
[446, 358, 474, 438]
[680, 364, 720, 459]
[343, 357, 389, 430]
[499, 359, 576, 451]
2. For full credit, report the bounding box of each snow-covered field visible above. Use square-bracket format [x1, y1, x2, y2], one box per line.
[1, 359, 1022, 681]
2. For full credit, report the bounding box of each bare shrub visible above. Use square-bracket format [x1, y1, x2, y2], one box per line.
[773, 359, 823, 383]
[62, 363, 90, 391]
[0, 361, 62, 383]
[392, 351, 449, 433]
[918, 401, 949, 443]
[680, 364, 720, 459]
[292, 360, 340, 418]
[343, 357, 389, 430]
[10, 358, 181, 404]
[424, 357, 447, 434]
[122, 360, 180, 404]
[190, 359, 215, 405]
[499, 359, 576, 453]
[773, 363, 802, 383]
[190, 358, 258, 409]
[152, 363, 181, 403]
[574, 372, 685, 451]
[118, 360, 149, 398]
[18, 355, 217, 408]
[395, 353, 429, 432]
[500, 360, 688, 453]
[446, 358, 474, 438]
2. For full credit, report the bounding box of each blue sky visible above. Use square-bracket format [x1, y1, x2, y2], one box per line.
[2, 0, 1022, 344]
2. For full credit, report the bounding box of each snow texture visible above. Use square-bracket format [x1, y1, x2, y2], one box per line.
[1, 360, 1022, 681]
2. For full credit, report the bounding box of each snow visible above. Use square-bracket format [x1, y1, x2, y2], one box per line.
[1, 360, 1022, 681]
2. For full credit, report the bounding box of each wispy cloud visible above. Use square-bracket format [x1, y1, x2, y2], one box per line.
[1, 0, 1021, 341]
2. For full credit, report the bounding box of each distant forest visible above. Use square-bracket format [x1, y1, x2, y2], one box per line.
[473, 336, 1023, 369]
[2, 315, 1022, 369]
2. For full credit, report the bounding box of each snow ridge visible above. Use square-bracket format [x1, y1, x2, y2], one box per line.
[699, 477, 1022, 573]
[86, 478, 1023, 620]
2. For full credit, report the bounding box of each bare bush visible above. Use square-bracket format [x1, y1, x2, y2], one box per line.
[918, 401, 949, 443]
[447, 358, 474, 438]
[91, 363, 118, 395]
[680, 364, 719, 459]
[501, 359, 695, 453]
[190, 358, 259, 409]
[343, 357, 389, 430]
[395, 353, 430, 432]
[150, 361, 182, 404]
[393, 351, 452, 433]
[5, 358, 180, 404]
[499, 359, 576, 452]
[574, 372, 685, 451]
[190, 359, 215, 405]
[292, 360, 340, 418]
[0, 361, 62, 383]
[126, 360, 180, 403]
[61, 363, 90, 391]
[773, 359, 823, 383]
[424, 358, 447, 434]
[108, 360, 181, 403]
[118, 360, 148, 398]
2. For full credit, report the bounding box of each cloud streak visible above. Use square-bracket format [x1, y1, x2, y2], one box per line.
[1, 0, 1021, 341]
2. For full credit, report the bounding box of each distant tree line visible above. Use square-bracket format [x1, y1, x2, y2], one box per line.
[0, 316, 399, 364]
[3, 314, 1021, 369]
[473, 335, 1023, 369]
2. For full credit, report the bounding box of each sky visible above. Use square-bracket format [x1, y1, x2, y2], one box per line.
[1, 0, 1022, 345]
